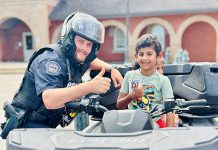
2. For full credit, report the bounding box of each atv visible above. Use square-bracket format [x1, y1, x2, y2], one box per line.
[5, 62, 218, 150]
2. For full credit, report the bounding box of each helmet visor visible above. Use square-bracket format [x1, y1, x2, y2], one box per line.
[69, 13, 105, 44]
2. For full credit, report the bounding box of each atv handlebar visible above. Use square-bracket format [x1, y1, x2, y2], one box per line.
[176, 99, 207, 108]
[65, 95, 209, 119]
[65, 95, 109, 115]
[151, 99, 209, 119]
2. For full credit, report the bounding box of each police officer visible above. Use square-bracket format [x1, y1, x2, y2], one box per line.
[6, 12, 123, 129]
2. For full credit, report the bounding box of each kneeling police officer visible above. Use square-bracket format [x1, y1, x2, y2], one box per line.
[1, 12, 123, 138]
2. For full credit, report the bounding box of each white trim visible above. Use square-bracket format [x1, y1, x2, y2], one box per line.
[113, 28, 125, 52]
[22, 32, 34, 62]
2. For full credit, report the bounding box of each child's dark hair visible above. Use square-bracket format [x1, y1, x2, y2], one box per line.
[135, 34, 162, 56]
[133, 34, 162, 69]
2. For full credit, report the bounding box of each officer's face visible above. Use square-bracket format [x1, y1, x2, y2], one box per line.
[74, 35, 93, 63]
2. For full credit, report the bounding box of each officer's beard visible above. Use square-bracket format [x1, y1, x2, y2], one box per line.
[61, 37, 98, 67]
[73, 49, 89, 64]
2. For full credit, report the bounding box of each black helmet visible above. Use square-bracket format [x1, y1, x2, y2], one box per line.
[60, 12, 105, 65]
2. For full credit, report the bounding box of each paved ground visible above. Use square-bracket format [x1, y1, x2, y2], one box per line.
[0, 63, 32, 149]
[0, 62, 27, 74]
[0, 73, 24, 150]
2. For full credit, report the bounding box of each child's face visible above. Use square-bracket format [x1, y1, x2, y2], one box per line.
[135, 47, 157, 72]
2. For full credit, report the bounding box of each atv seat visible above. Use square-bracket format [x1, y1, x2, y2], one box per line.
[101, 110, 154, 133]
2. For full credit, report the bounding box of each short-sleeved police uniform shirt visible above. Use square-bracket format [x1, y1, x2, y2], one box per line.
[29, 50, 68, 96]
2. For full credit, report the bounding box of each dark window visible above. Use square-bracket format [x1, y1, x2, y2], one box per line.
[25, 35, 32, 50]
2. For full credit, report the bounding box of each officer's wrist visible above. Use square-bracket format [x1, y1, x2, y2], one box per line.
[109, 65, 118, 72]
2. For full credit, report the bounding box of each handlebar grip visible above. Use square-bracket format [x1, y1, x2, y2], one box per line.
[177, 99, 207, 108]
[65, 102, 81, 110]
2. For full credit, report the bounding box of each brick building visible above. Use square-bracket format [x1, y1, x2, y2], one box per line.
[1, 0, 218, 63]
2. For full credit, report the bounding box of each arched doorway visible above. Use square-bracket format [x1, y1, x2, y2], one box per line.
[0, 18, 33, 62]
[138, 24, 170, 50]
[182, 21, 216, 62]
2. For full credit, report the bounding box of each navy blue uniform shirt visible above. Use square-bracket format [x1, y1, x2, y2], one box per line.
[29, 50, 68, 96]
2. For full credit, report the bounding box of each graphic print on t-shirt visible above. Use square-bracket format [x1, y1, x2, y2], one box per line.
[129, 79, 156, 112]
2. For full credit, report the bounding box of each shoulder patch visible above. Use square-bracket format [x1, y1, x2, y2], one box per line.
[46, 61, 61, 75]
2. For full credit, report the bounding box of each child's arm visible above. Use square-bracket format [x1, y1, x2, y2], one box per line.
[117, 85, 144, 109]
[161, 76, 175, 127]
[116, 92, 134, 109]
[166, 112, 175, 127]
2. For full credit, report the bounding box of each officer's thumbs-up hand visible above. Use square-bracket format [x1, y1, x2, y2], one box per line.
[90, 68, 111, 94]
[98, 67, 105, 77]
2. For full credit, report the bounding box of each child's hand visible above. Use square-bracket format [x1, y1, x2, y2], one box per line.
[130, 84, 144, 100]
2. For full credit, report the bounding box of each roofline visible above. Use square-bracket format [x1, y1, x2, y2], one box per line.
[50, 8, 218, 20]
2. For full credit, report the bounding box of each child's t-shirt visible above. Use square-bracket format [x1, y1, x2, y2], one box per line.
[120, 69, 174, 112]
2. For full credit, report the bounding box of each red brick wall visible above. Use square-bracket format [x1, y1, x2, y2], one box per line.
[49, 13, 218, 63]
[98, 26, 124, 62]
[182, 21, 216, 62]
[49, 20, 62, 43]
